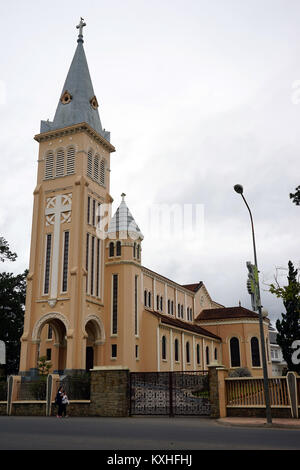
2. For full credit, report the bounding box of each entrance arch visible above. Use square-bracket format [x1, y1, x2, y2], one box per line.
[83, 315, 105, 371]
[32, 312, 69, 374]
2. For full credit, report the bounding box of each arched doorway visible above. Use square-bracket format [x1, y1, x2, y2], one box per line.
[32, 313, 69, 375]
[86, 347, 94, 371]
[84, 316, 105, 371]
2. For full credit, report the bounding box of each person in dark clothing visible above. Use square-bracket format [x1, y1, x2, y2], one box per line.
[55, 386, 63, 418]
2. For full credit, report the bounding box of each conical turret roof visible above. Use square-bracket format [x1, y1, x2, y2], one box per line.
[107, 194, 144, 240]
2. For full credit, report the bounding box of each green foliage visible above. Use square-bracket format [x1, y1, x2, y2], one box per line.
[0, 270, 27, 375]
[228, 367, 252, 378]
[37, 356, 52, 376]
[290, 185, 300, 206]
[269, 261, 300, 374]
[0, 237, 17, 263]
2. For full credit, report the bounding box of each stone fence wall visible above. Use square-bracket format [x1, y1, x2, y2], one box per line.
[1, 366, 299, 419]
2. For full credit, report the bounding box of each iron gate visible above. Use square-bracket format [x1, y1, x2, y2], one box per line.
[130, 371, 210, 416]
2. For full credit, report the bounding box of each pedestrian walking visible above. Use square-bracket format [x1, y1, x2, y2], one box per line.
[55, 386, 63, 418]
[61, 390, 69, 418]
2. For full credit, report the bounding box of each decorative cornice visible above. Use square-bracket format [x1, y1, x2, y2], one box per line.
[141, 266, 195, 296]
[34, 122, 116, 153]
[105, 260, 141, 268]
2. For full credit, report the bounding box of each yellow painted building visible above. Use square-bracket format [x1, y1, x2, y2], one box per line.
[19, 22, 272, 377]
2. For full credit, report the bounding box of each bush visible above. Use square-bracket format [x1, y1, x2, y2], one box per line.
[228, 367, 252, 378]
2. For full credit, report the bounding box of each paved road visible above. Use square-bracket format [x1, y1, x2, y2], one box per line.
[1, 416, 300, 450]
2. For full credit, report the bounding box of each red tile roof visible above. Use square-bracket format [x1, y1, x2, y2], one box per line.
[147, 309, 221, 341]
[196, 306, 260, 321]
[181, 282, 203, 292]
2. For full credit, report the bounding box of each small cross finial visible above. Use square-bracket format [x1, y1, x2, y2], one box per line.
[121, 193, 126, 201]
[76, 17, 86, 43]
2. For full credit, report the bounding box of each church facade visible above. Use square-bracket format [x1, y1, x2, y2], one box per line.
[19, 22, 272, 378]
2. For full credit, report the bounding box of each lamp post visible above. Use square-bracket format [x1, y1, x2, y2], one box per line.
[233, 184, 272, 425]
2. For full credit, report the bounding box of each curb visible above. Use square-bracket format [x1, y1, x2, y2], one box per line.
[216, 419, 300, 430]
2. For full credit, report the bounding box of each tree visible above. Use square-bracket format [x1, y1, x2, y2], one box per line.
[290, 185, 300, 206]
[0, 237, 17, 263]
[0, 270, 27, 375]
[37, 356, 52, 376]
[0, 236, 27, 375]
[269, 261, 300, 374]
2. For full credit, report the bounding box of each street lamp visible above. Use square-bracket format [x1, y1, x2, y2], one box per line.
[234, 184, 272, 425]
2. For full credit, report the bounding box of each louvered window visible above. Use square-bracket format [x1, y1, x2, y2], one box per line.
[66, 147, 75, 174]
[44, 234, 52, 294]
[112, 274, 118, 334]
[94, 155, 99, 181]
[45, 152, 54, 179]
[96, 239, 100, 298]
[135, 275, 138, 335]
[86, 233, 90, 293]
[100, 159, 105, 185]
[87, 150, 93, 178]
[56, 149, 65, 177]
[90, 236, 95, 295]
[62, 231, 69, 292]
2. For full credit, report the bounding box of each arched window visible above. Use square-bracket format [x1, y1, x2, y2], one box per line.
[230, 337, 241, 367]
[148, 292, 151, 308]
[109, 242, 114, 257]
[116, 241, 121, 256]
[178, 303, 180, 316]
[133, 242, 136, 258]
[160, 296, 163, 311]
[175, 339, 179, 362]
[214, 348, 218, 361]
[157, 295, 160, 310]
[162, 336, 167, 360]
[100, 159, 105, 186]
[168, 299, 170, 314]
[197, 344, 200, 365]
[186, 342, 190, 363]
[45, 151, 54, 179]
[251, 337, 261, 367]
[181, 305, 184, 319]
[94, 154, 99, 181]
[87, 150, 93, 178]
[144, 290, 147, 307]
[56, 149, 65, 177]
[171, 301, 174, 315]
[206, 346, 210, 366]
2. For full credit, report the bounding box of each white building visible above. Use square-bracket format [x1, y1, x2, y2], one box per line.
[269, 326, 287, 376]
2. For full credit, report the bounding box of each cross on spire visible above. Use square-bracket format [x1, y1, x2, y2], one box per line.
[76, 17, 86, 43]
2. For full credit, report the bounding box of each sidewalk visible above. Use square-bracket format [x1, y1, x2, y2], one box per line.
[217, 417, 300, 429]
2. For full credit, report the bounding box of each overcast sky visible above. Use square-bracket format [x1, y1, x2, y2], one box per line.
[1, 0, 300, 326]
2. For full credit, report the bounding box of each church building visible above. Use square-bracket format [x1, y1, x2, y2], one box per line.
[19, 21, 272, 378]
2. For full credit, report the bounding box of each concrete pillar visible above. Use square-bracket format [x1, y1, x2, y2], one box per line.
[208, 365, 228, 419]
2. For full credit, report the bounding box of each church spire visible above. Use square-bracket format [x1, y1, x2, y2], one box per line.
[40, 19, 110, 142]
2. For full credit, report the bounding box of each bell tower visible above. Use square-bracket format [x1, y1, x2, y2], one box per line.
[19, 20, 115, 375]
